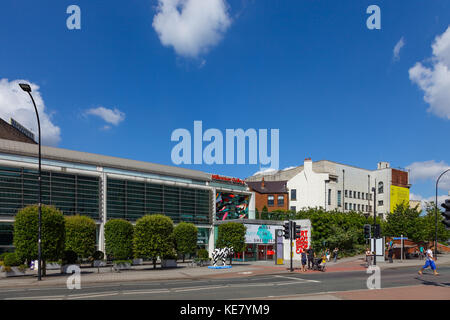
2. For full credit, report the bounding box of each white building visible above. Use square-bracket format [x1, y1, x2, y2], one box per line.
[247, 158, 411, 219]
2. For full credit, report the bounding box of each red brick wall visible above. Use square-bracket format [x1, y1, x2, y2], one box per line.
[391, 169, 409, 188]
[252, 191, 289, 213]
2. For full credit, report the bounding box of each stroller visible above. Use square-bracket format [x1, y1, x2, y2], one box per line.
[312, 257, 326, 272]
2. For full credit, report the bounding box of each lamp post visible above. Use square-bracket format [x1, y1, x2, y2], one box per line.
[19, 83, 42, 281]
[372, 183, 377, 265]
[435, 169, 450, 260]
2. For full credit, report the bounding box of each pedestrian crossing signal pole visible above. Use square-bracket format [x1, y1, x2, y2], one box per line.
[290, 221, 295, 272]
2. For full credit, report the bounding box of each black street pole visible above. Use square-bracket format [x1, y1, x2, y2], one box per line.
[19, 84, 42, 281]
[435, 169, 450, 260]
[290, 221, 293, 272]
[372, 182, 377, 266]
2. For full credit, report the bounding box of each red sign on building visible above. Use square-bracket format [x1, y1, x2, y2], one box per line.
[295, 230, 309, 254]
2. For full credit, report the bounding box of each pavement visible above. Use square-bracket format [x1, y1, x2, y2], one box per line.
[1, 253, 450, 291]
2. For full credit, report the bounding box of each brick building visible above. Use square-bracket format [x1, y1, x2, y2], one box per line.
[246, 178, 289, 214]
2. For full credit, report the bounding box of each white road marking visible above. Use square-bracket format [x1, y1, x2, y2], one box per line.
[68, 292, 119, 299]
[274, 275, 320, 283]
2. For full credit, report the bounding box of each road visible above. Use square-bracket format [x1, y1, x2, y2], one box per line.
[1, 265, 449, 300]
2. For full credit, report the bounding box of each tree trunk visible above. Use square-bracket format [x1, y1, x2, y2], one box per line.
[42, 260, 47, 276]
[153, 259, 156, 269]
[182, 254, 185, 263]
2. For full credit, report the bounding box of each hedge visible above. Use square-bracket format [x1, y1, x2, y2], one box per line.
[104, 219, 134, 261]
[65, 215, 97, 259]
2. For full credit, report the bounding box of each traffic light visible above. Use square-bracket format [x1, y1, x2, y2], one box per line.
[294, 223, 301, 239]
[283, 222, 290, 239]
[374, 224, 381, 238]
[441, 199, 450, 230]
[363, 224, 371, 239]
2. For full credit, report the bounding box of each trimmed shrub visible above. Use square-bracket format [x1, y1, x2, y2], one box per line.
[14, 205, 65, 274]
[92, 250, 104, 261]
[62, 250, 78, 265]
[197, 248, 209, 261]
[3, 252, 22, 267]
[104, 219, 134, 261]
[133, 214, 174, 269]
[216, 222, 246, 265]
[65, 215, 96, 260]
[173, 222, 198, 262]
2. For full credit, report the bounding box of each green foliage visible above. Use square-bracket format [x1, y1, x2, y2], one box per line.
[13, 205, 66, 264]
[0, 252, 7, 262]
[105, 219, 134, 260]
[415, 203, 450, 243]
[133, 214, 175, 268]
[65, 215, 96, 259]
[3, 252, 22, 267]
[216, 222, 246, 253]
[197, 248, 209, 261]
[173, 222, 198, 260]
[382, 202, 423, 242]
[162, 248, 178, 260]
[92, 250, 104, 261]
[62, 250, 78, 265]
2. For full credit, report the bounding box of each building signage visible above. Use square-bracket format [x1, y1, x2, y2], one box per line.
[295, 230, 309, 254]
[212, 174, 245, 185]
[390, 185, 410, 212]
[244, 224, 278, 244]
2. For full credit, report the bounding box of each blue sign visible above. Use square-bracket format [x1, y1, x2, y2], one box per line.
[393, 237, 408, 240]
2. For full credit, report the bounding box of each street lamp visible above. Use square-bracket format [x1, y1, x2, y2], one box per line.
[435, 169, 450, 260]
[19, 83, 42, 281]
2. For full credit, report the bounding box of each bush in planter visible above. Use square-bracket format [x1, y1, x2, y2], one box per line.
[14, 205, 65, 276]
[105, 219, 134, 261]
[173, 222, 198, 262]
[92, 250, 104, 261]
[62, 250, 78, 265]
[3, 252, 22, 267]
[65, 215, 96, 260]
[133, 214, 174, 269]
[197, 248, 210, 260]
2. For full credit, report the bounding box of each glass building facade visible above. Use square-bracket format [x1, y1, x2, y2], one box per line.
[0, 165, 100, 219]
[107, 178, 211, 224]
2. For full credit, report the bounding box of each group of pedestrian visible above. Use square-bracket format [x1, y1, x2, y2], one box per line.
[299, 247, 339, 272]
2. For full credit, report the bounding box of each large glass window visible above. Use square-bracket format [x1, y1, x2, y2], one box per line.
[378, 182, 384, 194]
[267, 195, 274, 206]
[277, 195, 284, 206]
[0, 166, 100, 219]
[337, 191, 342, 207]
[107, 178, 210, 224]
[291, 189, 297, 201]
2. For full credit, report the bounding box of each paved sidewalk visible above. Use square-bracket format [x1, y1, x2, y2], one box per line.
[1, 254, 449, 289]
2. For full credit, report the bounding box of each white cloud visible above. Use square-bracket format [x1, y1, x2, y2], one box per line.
[406, 160, 450, 190]
[410, 192, 448, 208]
[152, 0, 232, 58]
[393, 37, 405, 61]
[409, 26, 450, 120]
[85, 107, 125, 126]
[0, 78, 61, 146]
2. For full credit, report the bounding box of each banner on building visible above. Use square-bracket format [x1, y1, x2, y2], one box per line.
[390, 185, 410, 212]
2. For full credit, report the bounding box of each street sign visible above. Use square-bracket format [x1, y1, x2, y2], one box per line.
[393, 237, 408, 240]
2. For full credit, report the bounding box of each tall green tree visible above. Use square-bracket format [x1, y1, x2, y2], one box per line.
[13, 205, 65, 275]
[216, 222, 246, 265]
[416, 203, 450, 244]
[173, 222, 198, 262]
[382, 203, 422, 242]
[65, 215, 96, 260]
[133, 214, 174, 269]
[104, 219, 134, 261]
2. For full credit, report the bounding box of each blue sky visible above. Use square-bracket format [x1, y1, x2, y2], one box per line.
[0, 0, 449, 204]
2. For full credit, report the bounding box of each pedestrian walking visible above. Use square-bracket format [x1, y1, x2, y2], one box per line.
[307, 247, 315, 269]
[388, 245, 393, 263]
[326, 249, 331, 262]
[301, 249, 307, 272]
[418, 246, 439, 276]
[365, 248, 372, 267]
[419, 245, 424, 260]
[333, 247, 339, 262]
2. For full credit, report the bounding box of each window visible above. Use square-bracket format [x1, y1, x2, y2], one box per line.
[277, 195, 284, 206]
[345, 203, 348, 210]
[362, 205, 365, 212]
[362, 193, 365, 200]
[378, 181, 384, 194]
[290, 206, 296, 212]
[349, 191, 352, 198]
[345, 190, 348, 198]
[354, 191, 357, 198]
[358, 192, 361, 199]
[378, 200, 383, 206]
[369, 205, 372, 212]
[268, 195, 274, 206]
[328, 189, 331, 206]
[337, 191, 342, 207]
[291, 189, 297, 201]
[357, 204, 360, 211]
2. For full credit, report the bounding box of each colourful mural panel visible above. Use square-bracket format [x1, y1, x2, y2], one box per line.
[216, 192, 249, 220]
